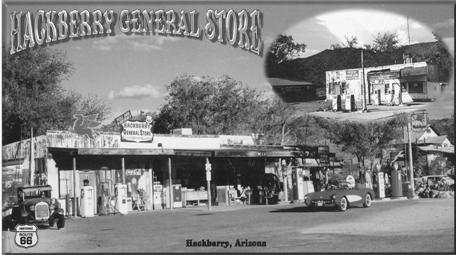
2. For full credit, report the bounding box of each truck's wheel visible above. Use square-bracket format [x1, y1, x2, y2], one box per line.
[2, 215, 15, 231]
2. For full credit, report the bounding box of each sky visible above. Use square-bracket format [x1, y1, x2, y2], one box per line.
[2, 1, 454, 122]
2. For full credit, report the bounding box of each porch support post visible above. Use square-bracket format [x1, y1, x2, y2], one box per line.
[121, 157, 126, 184]
[72, 156, 77, 217]
[168, 157, 174, 209]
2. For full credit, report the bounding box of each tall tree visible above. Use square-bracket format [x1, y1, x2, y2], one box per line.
[267, 34, 307, 65]
[315, 116, 406, 168]
[153, 74, 265, 135]
[371, 32, 400, 52]
[428, 33, 453, 82]
[2, 47, 111, 144]
[331, 35, 358, 49]
[3, 47, 73, 143]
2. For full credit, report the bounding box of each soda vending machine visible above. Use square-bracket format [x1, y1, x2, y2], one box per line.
[80, 186, 95, 217]
[115, 183, 128, 215]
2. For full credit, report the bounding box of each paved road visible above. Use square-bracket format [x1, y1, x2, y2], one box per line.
[3, 198, 454, 253]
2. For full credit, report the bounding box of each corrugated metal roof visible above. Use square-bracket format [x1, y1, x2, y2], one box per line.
[267, 77, 313, 87]
[400, 66, 427, 77]
[418, 135, 449, 145]
[417, 145, 454, 154]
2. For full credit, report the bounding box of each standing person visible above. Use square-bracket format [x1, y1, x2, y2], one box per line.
[314, 169, 321, 192]
[358, 167, 366, 184]
[323, 168, 329, 190]
[365, 169, 373, 189]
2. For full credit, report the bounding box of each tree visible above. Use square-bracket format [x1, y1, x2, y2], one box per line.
[331, 35, 358, 49]
[344, 35, 358, 48]
[266, 34, 306, 65]
[316, 116, 405, 168]
[371, 32, 400, 52]
[3, 46, 73, 143]
[153, 74, 265, 135]
[253, 96, 297, 145]
[2, 47, 111, 144]
[428, 33, 453, 82]
[75, 93, 111, 122]
[429, 115, 454, 144]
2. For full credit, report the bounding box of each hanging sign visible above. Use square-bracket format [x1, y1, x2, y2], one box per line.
[114, 110, 132, 126]
[120, 121, 153, 143]
[411, 111, 428, 130]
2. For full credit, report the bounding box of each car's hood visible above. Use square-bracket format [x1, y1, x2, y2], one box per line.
[22, 198, 51, 207]
[306, 190, 348, 199]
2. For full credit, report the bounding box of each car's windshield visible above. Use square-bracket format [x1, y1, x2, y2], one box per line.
[327, 181, 350, 190]
[20, 189, 51, 199]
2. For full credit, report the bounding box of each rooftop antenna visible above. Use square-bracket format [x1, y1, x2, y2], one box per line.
[407, 16, 411, 45]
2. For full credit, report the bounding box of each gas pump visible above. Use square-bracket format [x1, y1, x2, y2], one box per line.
[115, 183, 128, 215]
[80, 186, 95, 217]
[391, 162, 403, 198]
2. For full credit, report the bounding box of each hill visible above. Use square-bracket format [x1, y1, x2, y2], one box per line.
[265, 41, 451, 88]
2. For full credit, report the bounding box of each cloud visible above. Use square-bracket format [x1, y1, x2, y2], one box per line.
[92, 34, 180, 52]
[108, 84, 166, 100]
[314, 9, 434, 46]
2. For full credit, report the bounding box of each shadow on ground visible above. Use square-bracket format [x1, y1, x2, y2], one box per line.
[269, 205, 367, 213]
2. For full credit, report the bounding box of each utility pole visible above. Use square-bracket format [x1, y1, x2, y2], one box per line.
[407, 16, 411, 45]
[205, 158, 212, 211]
[407, 114, 416, 198]
[361, 49, 367, 112]
[281, 159, 288, 203]
[29, 127, 35, 186]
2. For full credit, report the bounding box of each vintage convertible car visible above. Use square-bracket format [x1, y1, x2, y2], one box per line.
[304, 180, 375, 212]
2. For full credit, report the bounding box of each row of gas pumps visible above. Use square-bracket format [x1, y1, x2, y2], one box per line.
[79, 183, 129, 217]
[285, 165, 412, 202]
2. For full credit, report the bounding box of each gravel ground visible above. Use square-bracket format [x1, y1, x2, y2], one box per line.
[2, 198, 453, 253]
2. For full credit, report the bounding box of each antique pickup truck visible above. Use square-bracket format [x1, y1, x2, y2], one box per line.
[5, 185, 60, 229]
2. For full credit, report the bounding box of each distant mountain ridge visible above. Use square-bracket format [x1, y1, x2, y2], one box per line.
[266, 41, 451, 89]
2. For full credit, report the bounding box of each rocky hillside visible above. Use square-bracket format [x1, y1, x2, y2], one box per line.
[266, 41, 452, 88]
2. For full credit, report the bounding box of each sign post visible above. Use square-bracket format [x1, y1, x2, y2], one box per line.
[205, 158, 212, 211]
[407, 111, 427, 199]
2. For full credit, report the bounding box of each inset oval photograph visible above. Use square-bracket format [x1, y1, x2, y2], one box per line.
[265, 9, 453, 122]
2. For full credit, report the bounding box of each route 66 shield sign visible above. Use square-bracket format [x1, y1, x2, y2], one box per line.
[15, 225, 38, 248]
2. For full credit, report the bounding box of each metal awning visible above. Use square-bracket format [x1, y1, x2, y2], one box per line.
[214, 149, 298, 158]
[175, 150, 213, 157]
[77, 148, 175, 155]
[401, 66, 427, 77]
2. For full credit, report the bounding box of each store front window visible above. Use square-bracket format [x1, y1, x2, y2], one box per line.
[409, 81, 424, 93]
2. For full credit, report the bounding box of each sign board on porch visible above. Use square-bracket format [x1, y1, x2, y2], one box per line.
[411, 111, 428, 130]
[120, 121, 153, 143]
[114, 110, 133, 126]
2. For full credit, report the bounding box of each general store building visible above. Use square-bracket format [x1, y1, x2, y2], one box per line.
[325, 61, 447, 108]
[2, 127, 337, 215]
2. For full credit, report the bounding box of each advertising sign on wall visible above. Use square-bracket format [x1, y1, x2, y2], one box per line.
[120, 121, 153, 143]
[346, 70, 359, 80]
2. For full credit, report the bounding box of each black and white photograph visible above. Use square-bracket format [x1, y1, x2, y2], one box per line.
[1, 0, 454, 253]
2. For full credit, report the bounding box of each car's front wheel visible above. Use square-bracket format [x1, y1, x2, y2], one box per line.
[363, 193, 372, 208]
[337, 197, 348, 212]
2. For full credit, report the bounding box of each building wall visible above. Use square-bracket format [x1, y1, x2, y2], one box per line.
[325, 62, 429, 103]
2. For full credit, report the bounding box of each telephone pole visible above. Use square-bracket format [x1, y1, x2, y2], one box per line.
[361, 49, 367, 112]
